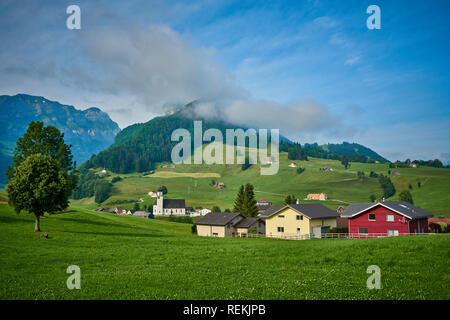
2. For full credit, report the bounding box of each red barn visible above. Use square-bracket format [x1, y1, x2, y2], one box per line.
[341, 201, 433, 238]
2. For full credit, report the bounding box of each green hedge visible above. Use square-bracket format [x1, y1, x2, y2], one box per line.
[327, 227, 348, 234]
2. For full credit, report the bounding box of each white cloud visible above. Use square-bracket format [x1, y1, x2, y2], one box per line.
[344, 56, 360, 66]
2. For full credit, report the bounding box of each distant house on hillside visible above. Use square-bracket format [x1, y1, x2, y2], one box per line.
[261, 157, 273, 164]
[148, 191, 158, 198]
[95, 207, 105, 212]
[341, 201, 433, 238]
[213, 182, 225, 189]
[126, 209, 136, 215]
[288, 162, 297, 168]
[307, 193, 328, 201]
[153, 192, 186, 216]
[393, 171, 400, 175]
[324, 167, 333, 171]
[336, 205, 345, 213]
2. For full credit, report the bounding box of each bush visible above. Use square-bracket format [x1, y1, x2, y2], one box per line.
[111, 176, 122, 183]
[296, 167, 305, 174]
[169, 216, 193, 224]
[327, 227, 348, 234]
[191, 224, 197, 234]
[437, 222, 448, 233]
[94, 180, 112, 204]
[248, 227, 257, 234]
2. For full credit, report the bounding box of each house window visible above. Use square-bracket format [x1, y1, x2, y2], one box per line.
[386, 214, 394, 222]
[297, 228, 301, 235]
[296, 215, 303, 220]
[368, 213, 376, 221]
[277, 227, 284, 233]
[278, 215, 285, 218]
[358, 228, 368, 234]
[388, 230, 399, 236]
[212, 232, 218, 237]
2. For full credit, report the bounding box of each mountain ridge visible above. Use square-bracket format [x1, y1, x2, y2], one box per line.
[0, 94, 121, 186]
[83, 101, 388, 174]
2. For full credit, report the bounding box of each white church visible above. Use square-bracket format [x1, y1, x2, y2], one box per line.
[153, 192, 187, 216]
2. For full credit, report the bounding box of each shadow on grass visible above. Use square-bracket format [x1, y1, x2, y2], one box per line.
[58, 217, 136, 229]
[60, 230, 168, 238]
[0, 215, 32, 224]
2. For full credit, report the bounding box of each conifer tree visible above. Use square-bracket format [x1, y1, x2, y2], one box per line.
[233, 185, 245, 213]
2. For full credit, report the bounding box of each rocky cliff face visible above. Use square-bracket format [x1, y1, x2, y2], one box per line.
[0, 94, 120, 185]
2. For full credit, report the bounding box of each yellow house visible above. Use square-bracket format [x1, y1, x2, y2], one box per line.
[307, 192, 328, 201]
[260, 204, 338, 238]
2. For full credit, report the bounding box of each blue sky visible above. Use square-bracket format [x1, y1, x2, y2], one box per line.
[0, 0, 449, 162]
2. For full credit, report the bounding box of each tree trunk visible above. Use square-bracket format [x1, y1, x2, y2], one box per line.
[34, 214, 40, 232]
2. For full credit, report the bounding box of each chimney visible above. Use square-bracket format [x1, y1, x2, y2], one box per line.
[296, 199, 299, 204]
[382, 197, 385, 202]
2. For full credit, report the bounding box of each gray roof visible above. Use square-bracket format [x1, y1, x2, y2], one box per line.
[341, 201, 433, 219]
[341, 203, 373, 217]
[259, 205, 284, 217]
[235, 217, 263, 228]
[195, 212, 243, 226]
[133, 211, 150, 217]
[163, 199, 185, 209]
[260, 204, 339, 219]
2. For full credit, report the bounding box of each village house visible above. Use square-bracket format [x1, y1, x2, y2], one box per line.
[195, 212, 265, 237]
[256, 199, 272, 214]
[235, 217, 265, 236]
[341, 201, 433, 238]
[195, 207, 212, 216]
[260, 204, 339, 238]
[114, 207, 127, 214]
[306, 192, 328, 201]
[133, 211, 151, 218]
[148, 191, 158, 198]
[153, 192, 186, 216]
[213, 182, 225, 189]
[336, 205, 345, 213]
[185, 206, 194, 214]
[288, 162, 297, 168]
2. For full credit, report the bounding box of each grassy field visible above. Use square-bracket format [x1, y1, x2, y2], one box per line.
[72, 152, 450, 217]
[0, 204, 449, 300]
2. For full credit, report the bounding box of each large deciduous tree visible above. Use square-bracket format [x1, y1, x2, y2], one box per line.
[6, 121, 78, 190]
[5, 121, 78, 231]
[7, 154, 71, 232]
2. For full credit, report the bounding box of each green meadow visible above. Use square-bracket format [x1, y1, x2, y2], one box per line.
[0, 204, 448, 300]
[72, 152, 450, 217]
